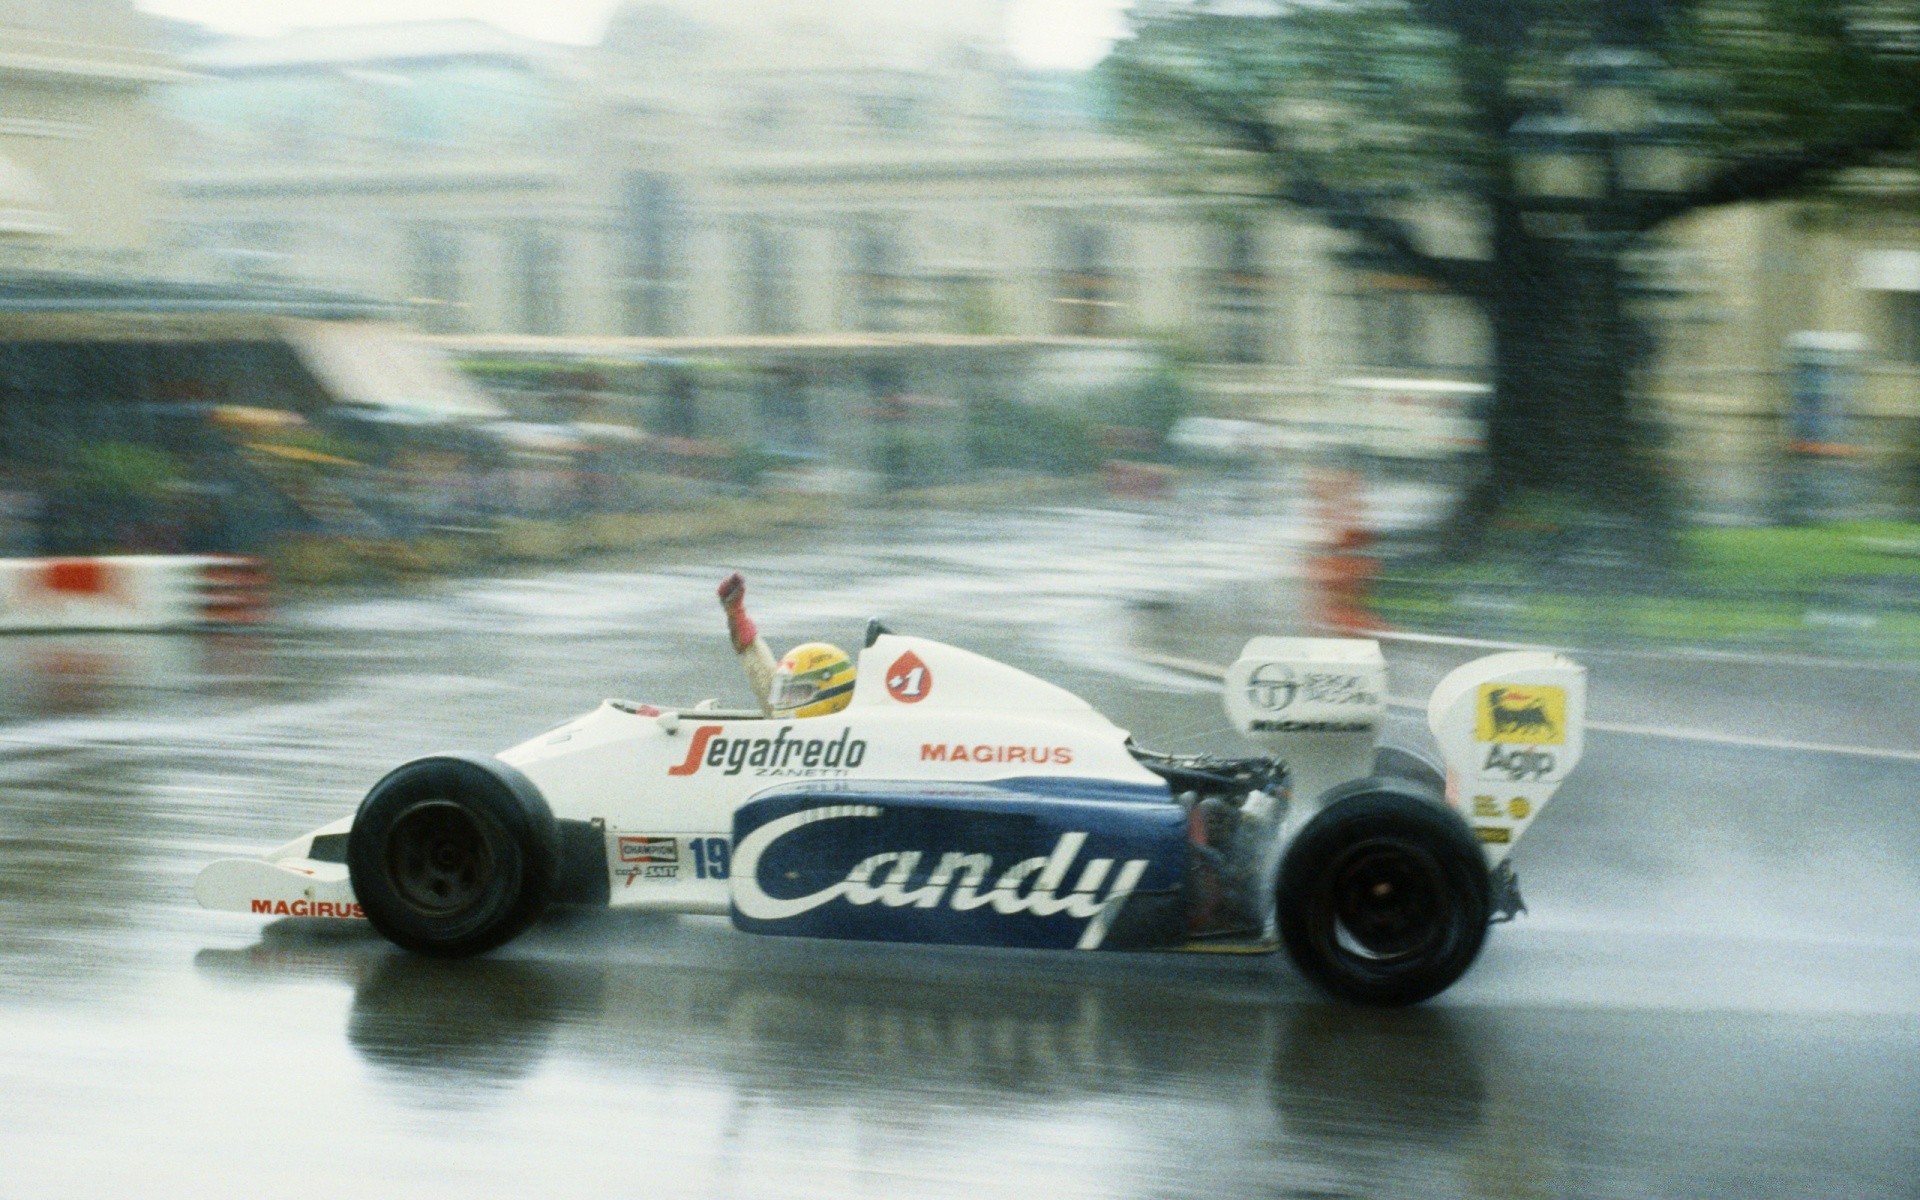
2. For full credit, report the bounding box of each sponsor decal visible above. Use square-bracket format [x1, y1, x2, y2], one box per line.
[886, 650, 932, 704]
[1470, 795, 1532, 828]
[668, 724, 868, 777]
[618, 836, 679, 864]
[1473, 826, 1512, 845]
[617, 863, 680, 886]
[732, 804, 1151, 950]
[1475, 684, 1566, 745]
[1480, 744, 1556, 782]
[920, 743, 1074, 765]
[1245, 666, 1378, 712]
[1298, 673, 1379, 706]
[1249, 718, 1372, 733]
[250, 898, 365, 919]
[1245, 664, 1298, 711]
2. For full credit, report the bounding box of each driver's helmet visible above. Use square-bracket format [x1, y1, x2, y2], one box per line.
[772, 642, 856, 717]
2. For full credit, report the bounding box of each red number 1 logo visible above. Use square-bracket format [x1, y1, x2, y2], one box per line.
[886, 650, 932, 703]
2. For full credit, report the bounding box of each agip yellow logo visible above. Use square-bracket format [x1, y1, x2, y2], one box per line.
[1475, 684, 1566, 745]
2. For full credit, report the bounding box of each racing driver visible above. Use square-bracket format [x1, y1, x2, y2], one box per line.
[716, 572, 856, 718]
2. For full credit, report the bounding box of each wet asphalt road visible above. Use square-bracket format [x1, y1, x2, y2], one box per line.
[2, 495, 1918, 1200]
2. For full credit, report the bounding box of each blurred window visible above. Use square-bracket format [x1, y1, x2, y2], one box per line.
[741, 225, 795, 335]
[620, 173, 682, 336]
[1054, 223, 1120, 337]
[515, 225, 562, 335]
[756, 370, 815, 452]
[1213, 220, 1273, 364]
[410, 226, 463, 334]
[657, 371, 698, 438]
[850, 223, 903, 332]
[860, 90, 924, 137]
[1887, 293, 1920, 366]
[1355, 278, 1428, 370]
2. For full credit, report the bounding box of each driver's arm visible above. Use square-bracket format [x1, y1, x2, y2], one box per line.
[717, 572, 777, 715]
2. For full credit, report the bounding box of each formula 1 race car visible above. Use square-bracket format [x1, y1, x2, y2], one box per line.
[196, 627, 1585, 1005]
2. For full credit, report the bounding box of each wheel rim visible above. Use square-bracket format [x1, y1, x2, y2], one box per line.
[386, 799, 496, 915]
[1325, 838, 1451, 962]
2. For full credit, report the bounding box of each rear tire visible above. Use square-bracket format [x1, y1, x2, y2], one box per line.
[1372, 745, 1446, 793]
[1277, 787, 1489, 1005]
[347, 756, 559, 957]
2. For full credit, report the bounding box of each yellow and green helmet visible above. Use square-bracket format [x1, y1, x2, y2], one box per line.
[772, 642, 857, 717]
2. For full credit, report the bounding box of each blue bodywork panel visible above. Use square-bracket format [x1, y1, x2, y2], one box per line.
[729, 778, 1187, 951]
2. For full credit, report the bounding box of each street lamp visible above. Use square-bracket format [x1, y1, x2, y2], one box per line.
[1509, 45, 1710, 231]
[1505, 41, 1715, 532]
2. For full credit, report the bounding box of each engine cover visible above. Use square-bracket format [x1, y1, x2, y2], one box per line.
[729, 779, 1186, 951]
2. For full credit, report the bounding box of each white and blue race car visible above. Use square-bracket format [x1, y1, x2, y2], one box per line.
[197, 626, 1584, 1005]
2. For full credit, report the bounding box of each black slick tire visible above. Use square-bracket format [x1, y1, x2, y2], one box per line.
[1277, 784, 1490, 1006]
[347, 755, 560, 957]
[1372, 744, 1446, 793]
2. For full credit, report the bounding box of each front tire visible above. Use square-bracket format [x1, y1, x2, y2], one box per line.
[347, 756, 559, 957]
[1277, 786, 1490, 1005]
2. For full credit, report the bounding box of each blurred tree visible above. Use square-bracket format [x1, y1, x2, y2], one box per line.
[1103, 0, 1920, 562]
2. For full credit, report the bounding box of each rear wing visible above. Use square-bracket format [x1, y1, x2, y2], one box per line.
[1427, 650, 1587, 864]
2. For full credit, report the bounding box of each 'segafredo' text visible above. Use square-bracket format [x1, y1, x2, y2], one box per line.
[669, 724, 868, 777]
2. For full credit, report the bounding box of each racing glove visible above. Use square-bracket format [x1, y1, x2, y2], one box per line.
[717, 572, 777, 714]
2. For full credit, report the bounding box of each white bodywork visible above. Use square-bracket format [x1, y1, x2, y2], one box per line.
[1427, 650, 1587, 865]
[1224, 639, 1585, 864]
[197, 633, 1586, 920]
[1223, 636, 1387, 809]
[197, 634, 1164, 919]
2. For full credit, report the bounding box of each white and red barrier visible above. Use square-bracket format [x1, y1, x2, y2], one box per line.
[0, 556, 268, 631]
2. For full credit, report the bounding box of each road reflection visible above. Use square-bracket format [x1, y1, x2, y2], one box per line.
[0, 632, 279, 721]
[196, 913, 1494, 1185]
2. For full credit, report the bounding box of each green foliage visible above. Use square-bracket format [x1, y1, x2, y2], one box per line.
[1102, 1, 1920, 219]
[1374, 517, 1920, 653]
[719, 444, 789, 489]
[1101, 1, 1920, 557]
[966, 398, 1105, 474]
[68, 443, 178, 501]
[1116, 366, 1192, 457]
[1102, 1, 1479, 202]
[1686, 521, 1920, 586]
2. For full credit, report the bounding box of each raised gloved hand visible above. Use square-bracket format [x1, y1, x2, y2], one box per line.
[717, 571, 758, 652]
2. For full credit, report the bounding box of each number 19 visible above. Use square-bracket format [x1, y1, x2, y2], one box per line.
[689, 836, 730, 880]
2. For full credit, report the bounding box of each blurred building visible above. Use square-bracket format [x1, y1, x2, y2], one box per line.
[159, 4, 1337, 413]
[161, 19, 598, 335]
[0, 4, 507, 556]
[1650, 191, 1920, 514]
[157, 6, 1920, 514]
[0, 0, 185, 269]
